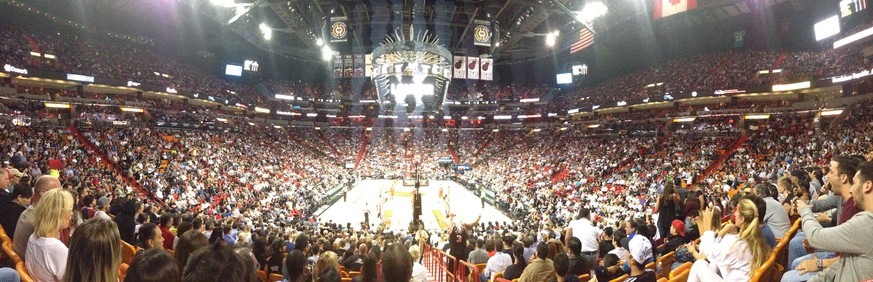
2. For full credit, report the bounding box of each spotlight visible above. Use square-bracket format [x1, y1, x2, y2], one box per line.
[316, 38, 324, 46]
[577, 2, 608, 23]
[321, 46, 333, 61]
[545, 32, 557, 47]
[259, 23, 272, 40]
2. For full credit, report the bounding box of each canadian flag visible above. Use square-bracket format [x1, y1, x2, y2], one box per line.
[654, 0, 697, 19]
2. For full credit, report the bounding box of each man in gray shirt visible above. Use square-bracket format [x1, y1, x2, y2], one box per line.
[468, 238, 489, 265]
[754, 184, 791, 238]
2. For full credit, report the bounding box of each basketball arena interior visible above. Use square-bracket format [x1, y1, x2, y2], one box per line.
[0, 0, 872, 281]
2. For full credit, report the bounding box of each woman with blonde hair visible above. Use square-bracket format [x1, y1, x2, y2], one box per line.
[312, 251, 340, 282]
[686, 199, 772, 282]
[25, 188, 75, 282]
[63, 218, 122, 282]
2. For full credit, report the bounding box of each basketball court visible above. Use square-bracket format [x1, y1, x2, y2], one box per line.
[318, 179, 511, 232]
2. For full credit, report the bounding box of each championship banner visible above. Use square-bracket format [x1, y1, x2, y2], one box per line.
[365, 53, 374, 77]
[466, 57, 480, 80]
[353, 54, 365, 77]
[480, 58, 493, 81]
[473, 20, 492, 47]
[333, 54, 343, 78]
[329, 16, 349, 43]
[343, 54, 354, 77]
[653, 0, 697, 19]
[453, 56, 467, 79]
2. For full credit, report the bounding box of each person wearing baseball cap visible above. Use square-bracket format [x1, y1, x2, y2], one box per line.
[625, 235, 656, 282]
[94, 196, 112, 220]
[662, 220, 688, 255]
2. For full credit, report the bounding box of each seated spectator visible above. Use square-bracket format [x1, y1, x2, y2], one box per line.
[661, 220, 688, 255]
[786, 162, 873, 281]
[0, 183, 31, 237]
[63, 218, 122, 282]
[124, 248, 180, 282]
[607, 231, 629, 260]
[503, 244, 528, 280]
[351, 253, 378, 282]
[565, 237, 589, 276]
[24, 188, 74, 282]
[519, 241, 556, 282]
[408, 245, 429, 282]
[233, 247, 260, 282]
[182, 243, 247, 282]
[313, 251, 340, 282]
[754, 183, 791, 239]
[175, 230, 208, 271]
[593, 254, 623, 282]
[342, 243, 367, 272]
[550, 252, 579, 282]
[480, 236, 513, 282]
[158, 213, 176, 250]
[136, 223, 164, 252]
[468, 239, 489, 265]
[687, 201, 771, 282]
[14, 175, 61, 256]
[626, 234, 656, 282]
[382, 244, 413, 282]
[284, 250, 308, 282]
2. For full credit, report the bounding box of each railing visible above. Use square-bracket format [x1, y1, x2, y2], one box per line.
[422, 243, 481, 282]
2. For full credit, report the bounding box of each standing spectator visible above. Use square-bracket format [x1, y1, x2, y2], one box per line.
[13, 175, 61, 256]
[24, 188, 74, 282]
[655, 182, 682, 241]
[63, 219, 122, 282]
[0, 183, 31, 237]
[115, 199, 139, 246]
[563, 208, 599, 273]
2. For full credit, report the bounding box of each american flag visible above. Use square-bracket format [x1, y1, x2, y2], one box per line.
[570, 27, 594, 54]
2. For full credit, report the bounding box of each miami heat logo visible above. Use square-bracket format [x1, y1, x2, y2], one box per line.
[474, 25, 490, 43]
[331, 21, 348, 40]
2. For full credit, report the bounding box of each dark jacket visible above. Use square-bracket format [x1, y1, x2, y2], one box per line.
[115, 212, 137, 245]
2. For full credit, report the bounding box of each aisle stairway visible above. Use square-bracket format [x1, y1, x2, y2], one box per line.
[317, 130, 342, 158]
[697, 135, 750, 182]
[354, 130, 369, 169]
[67, 124, 164, 206]
[447, 144, 460, 163]
[471, 139, 493, 159]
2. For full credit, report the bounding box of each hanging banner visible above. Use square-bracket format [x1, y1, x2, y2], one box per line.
[473, 20, 492, 47]
[343, 55, 354, 77]
[480, 58, 493, 81]
[333, 54, 343, 78]
[365, 53, 374, 77]
[453, 56, 467, 79]
[329, 16, 349, 43]
[353, 54, 365, 77]
[466, 56, 480, 80]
